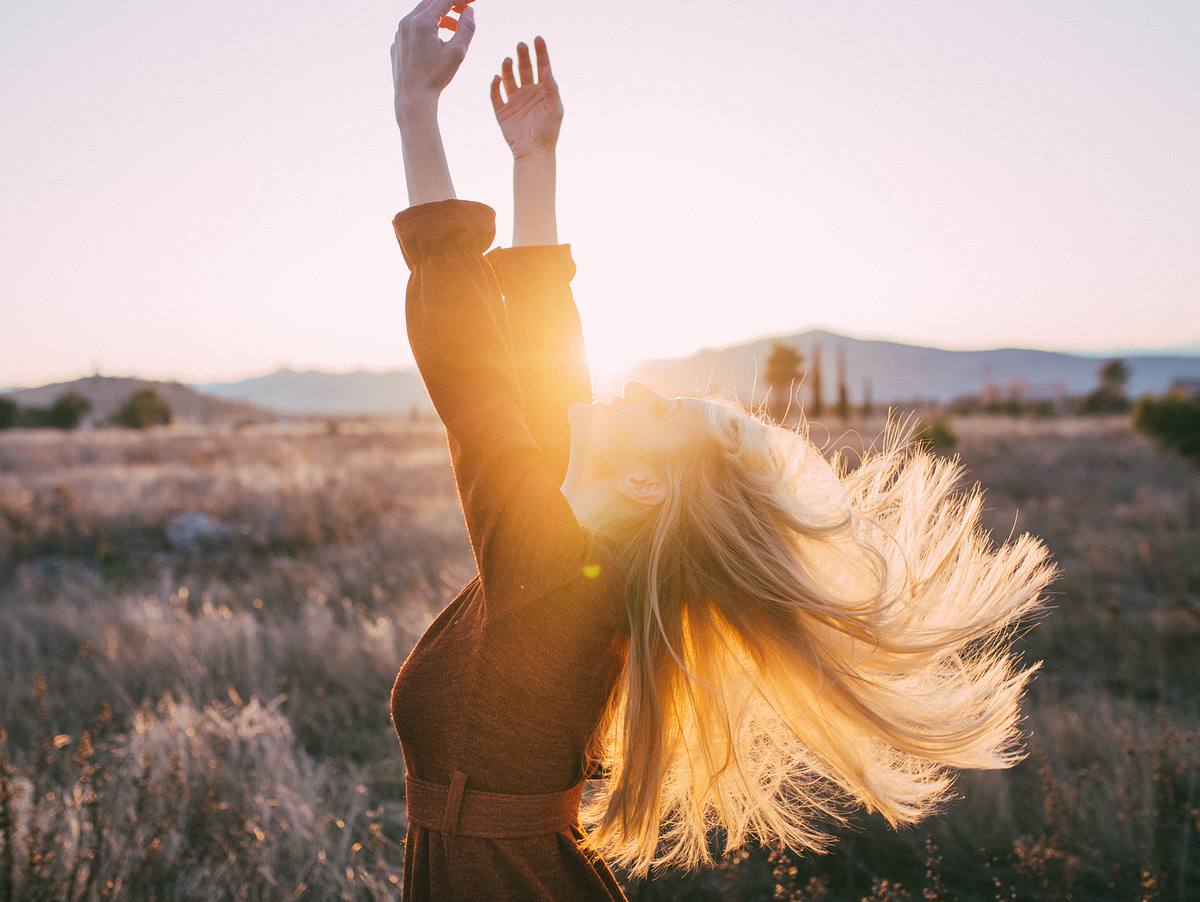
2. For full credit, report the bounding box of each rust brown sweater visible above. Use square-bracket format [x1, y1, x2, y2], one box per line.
[390, 198, 630, 901]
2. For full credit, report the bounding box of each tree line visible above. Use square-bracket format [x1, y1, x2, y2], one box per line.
[0, 388, 173, 431]
[763, 343, 1200, 466]
[765, 342, 869, 422]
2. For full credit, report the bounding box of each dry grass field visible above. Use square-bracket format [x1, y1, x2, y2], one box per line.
[0, 414, 1196, 900]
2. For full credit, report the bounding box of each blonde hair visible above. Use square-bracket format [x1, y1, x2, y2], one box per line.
[579, 402, 1057, 878]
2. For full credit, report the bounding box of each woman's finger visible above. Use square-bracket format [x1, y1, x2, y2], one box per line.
[489, 75, 505, 114]
[404, 0, 432, 20]
[501, 56, 518, 95]
[414, 0, 458, 28]
[516, 42, 534, 88]
[449, 4, 475, 49]
[408, 0, 444, 21]
[534, 35, 552, 83]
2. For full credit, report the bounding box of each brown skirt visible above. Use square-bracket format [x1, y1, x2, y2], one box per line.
[402, 769, 627, 901]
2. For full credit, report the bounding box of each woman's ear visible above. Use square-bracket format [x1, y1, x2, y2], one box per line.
[616, 464, 666, 508]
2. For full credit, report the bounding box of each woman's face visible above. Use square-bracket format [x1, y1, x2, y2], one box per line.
[567, 381, 712, 476]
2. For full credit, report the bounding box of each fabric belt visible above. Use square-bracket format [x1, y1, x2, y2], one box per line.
[404, 769, 586, 839]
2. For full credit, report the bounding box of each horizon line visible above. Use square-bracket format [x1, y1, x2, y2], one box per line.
[4, 326, 1199, 393]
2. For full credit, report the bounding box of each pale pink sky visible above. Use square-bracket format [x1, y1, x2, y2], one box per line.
[3, 1, 1198, 388]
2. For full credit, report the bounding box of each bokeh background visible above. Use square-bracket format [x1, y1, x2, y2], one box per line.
[2, 2, 1198, 899]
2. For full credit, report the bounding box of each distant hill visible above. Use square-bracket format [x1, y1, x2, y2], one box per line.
[613, 330, 1200, 406]
[11, 333, 1198, 421]
[194, 367, 431, 416]
[195, 335, 1200, 413]
[1, 376, 275, 427]
[1097, 341, 1200, 358]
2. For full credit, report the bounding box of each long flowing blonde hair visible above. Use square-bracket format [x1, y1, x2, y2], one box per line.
[579, 401, 1058, 878]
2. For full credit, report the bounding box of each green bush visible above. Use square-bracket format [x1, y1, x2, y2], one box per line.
[49, 391, 91, 429]
[1135, 392, 1200, 462]
[1078, 386, 1131, 414]
[0, 396, 16, 430]
[916, 415, 957, 452]
[111, 388, 172, 429]
[1079, 358, 1132, 414]
[12, 391, 91, 429]
[15, 406, 51, 427]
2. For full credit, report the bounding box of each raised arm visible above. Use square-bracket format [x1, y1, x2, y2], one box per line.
[490, 36, 563, 247]
[390, 0, 476, 204]
[390, 3, 590, 614]
[485, 37, 593, 482]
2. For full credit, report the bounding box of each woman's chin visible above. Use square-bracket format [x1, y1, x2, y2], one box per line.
[568, 400, 608, 422]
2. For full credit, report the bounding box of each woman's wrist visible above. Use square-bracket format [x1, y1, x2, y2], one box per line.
[513, 147, 556, 166]
[397, 99, 456, 207]
[512, 151, 557, 246]
[395, 94, 440, 131]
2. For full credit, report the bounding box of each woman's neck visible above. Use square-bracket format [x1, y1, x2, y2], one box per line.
[561, 470, 631, 532]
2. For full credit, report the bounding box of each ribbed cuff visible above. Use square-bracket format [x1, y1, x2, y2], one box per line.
[485, 244, 577, 300]
[392, 199, 497, 271]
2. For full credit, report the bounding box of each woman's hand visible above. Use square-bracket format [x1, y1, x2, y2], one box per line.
[490, 37, 564, 161]
[390, 0, 475, 206]
[391, 0, 476, 124]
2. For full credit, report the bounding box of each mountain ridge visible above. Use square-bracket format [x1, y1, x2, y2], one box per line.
[194, 367, 429, 416]
[613, 329, 1200, 405]
[7, 331, 1200, 417]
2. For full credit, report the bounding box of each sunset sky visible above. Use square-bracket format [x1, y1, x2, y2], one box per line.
[3, 1, 1198, 389]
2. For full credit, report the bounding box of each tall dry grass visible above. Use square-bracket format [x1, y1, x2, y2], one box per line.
[0, 414, 1196, 899]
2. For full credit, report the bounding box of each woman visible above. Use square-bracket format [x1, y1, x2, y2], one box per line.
[387, 3, 1057, 900]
